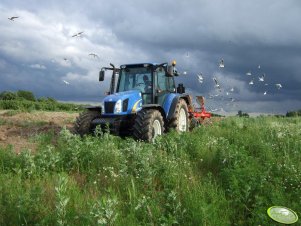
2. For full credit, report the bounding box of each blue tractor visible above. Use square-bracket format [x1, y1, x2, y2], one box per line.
[74, 61, 193, 141]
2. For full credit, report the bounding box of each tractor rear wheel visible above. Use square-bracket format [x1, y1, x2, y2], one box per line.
[74, 110, 100, 136]
[133, 109, 164, 142]
[168, 99, 189, 132]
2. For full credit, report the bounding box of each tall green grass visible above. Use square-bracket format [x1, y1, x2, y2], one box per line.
[0, 116, 300, 225]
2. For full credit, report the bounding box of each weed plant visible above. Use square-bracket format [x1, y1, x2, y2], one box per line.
[0, 116, 300, 225]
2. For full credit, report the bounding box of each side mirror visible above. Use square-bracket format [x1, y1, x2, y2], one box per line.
[99, 70, 105, 81]
[177, 84, 185, 94]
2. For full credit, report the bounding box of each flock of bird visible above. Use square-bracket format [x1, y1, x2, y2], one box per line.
[7, 15, 100, 86]
[243, 63, 283, 95]
[194, 58, 284, 112]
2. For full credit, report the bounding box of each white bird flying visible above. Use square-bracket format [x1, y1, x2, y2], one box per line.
[213, 77, 220, 89]
[258, 65, 261, 69]
[275, 83, 282, 89]
[259, 73, 265, 82]
[63, 80, 70, 85]
[89, 53, 99, 58]
[211, 108, 219, 112]
[209, 93, 220, 99]
[197, 73, 203, 83]
[246, 71, 252, 76]
[71, 31, 84, 37]
[263, 91, 267, 95]
[230, 87, 234, 92]
[8, 16, 19, 21]
[219, 59, 225, 68]
[249, 80, 254, 85]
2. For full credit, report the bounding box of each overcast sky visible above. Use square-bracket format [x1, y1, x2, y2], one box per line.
[1, 0, 301, 114]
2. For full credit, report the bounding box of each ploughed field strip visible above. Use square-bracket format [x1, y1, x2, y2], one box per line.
[0, 110, 78, 153]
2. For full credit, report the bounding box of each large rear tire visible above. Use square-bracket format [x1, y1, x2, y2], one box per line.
[168, 99, 189, 132]
[133, 109, 164, 142]
[74, 110, 100, 136]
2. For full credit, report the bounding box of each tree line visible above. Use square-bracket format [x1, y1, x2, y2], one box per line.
[286, 109, 301, 117]
[237, 110, 300, 117]
[0, 90, 84, 112]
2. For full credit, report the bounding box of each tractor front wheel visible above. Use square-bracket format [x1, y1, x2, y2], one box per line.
[133, 109, 164, 142]
[74, 110, 100, 136]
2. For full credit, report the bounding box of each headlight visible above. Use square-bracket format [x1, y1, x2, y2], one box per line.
[115, 99, 122, 113]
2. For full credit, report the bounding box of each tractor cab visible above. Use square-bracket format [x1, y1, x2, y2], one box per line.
[100, 62, 181, 106]
[117, 63, 179, 105]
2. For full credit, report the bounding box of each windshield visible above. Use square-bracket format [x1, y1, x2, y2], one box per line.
[117, 66, 152, 93]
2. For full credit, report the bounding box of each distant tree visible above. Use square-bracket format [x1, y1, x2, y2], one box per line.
[237, 110, 249, 117]
[286, 110, 300, 117]
[16, 90, 36, 101]
[0, 91, 18, 100]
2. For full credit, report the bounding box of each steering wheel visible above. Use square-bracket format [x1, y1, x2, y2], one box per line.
[133, 82, 145, 91]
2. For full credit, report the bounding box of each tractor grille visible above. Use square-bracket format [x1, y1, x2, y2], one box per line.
[104, 101, 115, 113]
[122, 98, 129, 112]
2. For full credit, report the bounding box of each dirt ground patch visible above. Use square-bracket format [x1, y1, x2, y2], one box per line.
[0, 110, 78, 153]
[0, 110, 223, 153]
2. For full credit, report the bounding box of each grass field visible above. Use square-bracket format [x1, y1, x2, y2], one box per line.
[0, 116, 300, 225]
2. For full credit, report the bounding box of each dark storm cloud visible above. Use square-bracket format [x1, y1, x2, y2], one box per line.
[0, 0, 301, 113]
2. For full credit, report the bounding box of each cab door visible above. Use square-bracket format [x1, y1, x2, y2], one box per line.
[154, 66, 176, 106]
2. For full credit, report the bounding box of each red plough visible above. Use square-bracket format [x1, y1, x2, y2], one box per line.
[189, 96, 212, 126]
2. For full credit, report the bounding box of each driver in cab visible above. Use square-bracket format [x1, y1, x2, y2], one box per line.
[143, 75, 152, 93]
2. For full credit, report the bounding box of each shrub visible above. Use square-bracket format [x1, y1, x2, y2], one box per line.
[0, 91, 18, 100]
[16, 90, 36, 101]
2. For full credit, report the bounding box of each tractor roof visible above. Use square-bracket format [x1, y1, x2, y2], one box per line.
[120, 62, 167, 68]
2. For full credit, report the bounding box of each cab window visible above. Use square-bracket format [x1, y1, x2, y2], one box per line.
[155, 66, 167, 91]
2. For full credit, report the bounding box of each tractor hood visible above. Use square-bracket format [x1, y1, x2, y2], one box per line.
[102, 90, 143, 115]
[103, 90, 141, 102]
